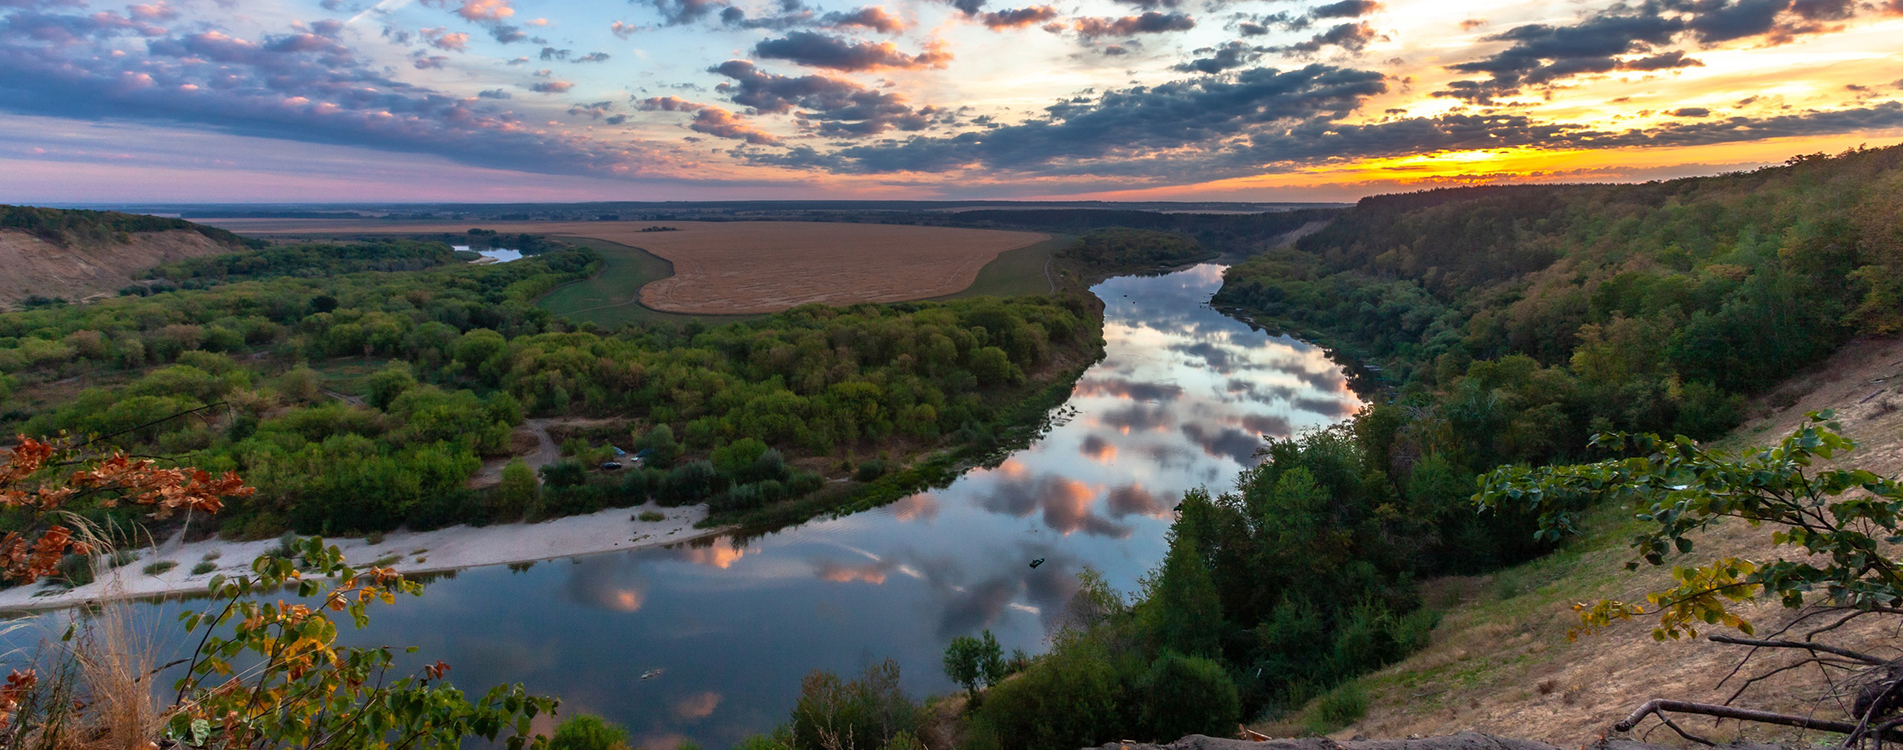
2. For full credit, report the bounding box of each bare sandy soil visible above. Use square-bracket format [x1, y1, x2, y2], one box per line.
[0, 229, 229, 309]
[1320, 335, 1903, 745]
[0, 503, 730, 613]
[202, 219, 1048, 314]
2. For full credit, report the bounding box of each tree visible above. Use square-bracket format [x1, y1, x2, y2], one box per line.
[943, 629, 1006, 702]
[364, 362, 416, 410]
[1479, 411, 1903, 744]
[1140, 529, 1223, 658]
[495, 458, 540, 520]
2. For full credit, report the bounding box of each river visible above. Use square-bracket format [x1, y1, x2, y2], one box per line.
[26, 263, 1362, 748]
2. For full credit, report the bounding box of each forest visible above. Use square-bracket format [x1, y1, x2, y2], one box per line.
[0, 235, 1102, 541]
[0, 204, 255, 248]
[1058, 229, 1215, 273]
[760, 144, 1903, 750]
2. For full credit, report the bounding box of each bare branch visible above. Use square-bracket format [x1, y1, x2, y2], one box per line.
[1709, 635, 1890, 666]
[1615, 699, 1903, 741]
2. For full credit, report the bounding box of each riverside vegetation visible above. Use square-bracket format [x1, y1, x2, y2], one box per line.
[713, 145, 1903, 750]
[0, 217, 1103, 545]
[9, 144, 1903, 748]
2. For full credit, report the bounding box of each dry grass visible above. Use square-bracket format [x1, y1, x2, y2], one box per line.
[0, 229, 228, 309]
[205, 219, 1049, 314]
[7, 526, 170, 750]
[1285, 335, 1903, 746]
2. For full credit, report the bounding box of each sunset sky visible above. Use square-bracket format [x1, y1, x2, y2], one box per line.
[1, 0, 1899, 202]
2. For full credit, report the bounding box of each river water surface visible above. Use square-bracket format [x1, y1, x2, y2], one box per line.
[41, 264, 1362, 748]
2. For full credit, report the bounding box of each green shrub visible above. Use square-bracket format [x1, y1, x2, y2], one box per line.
[637, 511, 665, 522]
[191, 561, 217, 575]
[1138, 653, 1239, 741]
[539, 460, 587, 489]
[549, 714, 630, 750]
[1306, 682, 1368, 733]
[143, 560, 178, 575]
[493, 459, 540, 521]
[967, 637, 1124, 750]
[54, 554, 95, 587]
[788, 660, 919, 750]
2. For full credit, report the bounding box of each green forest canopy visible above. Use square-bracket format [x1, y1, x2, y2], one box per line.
[0, 235, 1101, 540]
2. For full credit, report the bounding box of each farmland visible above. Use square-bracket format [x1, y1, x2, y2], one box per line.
[206, 218, 1049, 315]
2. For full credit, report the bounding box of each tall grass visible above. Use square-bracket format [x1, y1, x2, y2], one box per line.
[2, 523, 170, 749]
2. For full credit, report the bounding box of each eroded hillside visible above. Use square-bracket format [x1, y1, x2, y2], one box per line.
[0, 228, 232, 309]
[1307, 334, 1903, 745]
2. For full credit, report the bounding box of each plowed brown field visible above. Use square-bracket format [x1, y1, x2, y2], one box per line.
[208, 219, 1048, 314]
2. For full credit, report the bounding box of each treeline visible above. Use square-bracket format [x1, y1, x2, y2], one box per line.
[146, 240, 459, 286]
[868, 207, 1335, 256]
[1060, 229, 1213, 273]
[0, 204, 253, 248]
[0, 232, 1101, 539]
[1219, 145, 1903, 449]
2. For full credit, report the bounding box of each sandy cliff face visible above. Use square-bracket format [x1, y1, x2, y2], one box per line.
[0, 229, 232, 309]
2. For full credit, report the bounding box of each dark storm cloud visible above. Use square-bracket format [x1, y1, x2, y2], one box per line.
[979, 5, 1059, 28]
[978, 473, 1129, 537]
[1174, 41, 1261, 73]
[1106, 484, 1172, 518]
[1072, 11, 1196, 38]
[709, 60, 934, 135]
[822, 6, 906, 33]
[636, 96, 782, 143]
[1436, 0, 1869, 103]
[1076, 377, 1183, 401]
[752, 64, 1385, 174]
[1180, 423, 1263, 464]
[1308, 0, 1381, 19]
[1291, 395, 1356, 418]
[1279, 21, 1378, 52]
[1172, 340, 1236, 371]
[1098, 403, 1173, 432]
[0, 8, 669, 180]
[753, 30, 951, 70]
[1238, 413, 1293, 438]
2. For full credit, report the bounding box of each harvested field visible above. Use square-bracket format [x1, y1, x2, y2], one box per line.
[207, 219, 1049, 314]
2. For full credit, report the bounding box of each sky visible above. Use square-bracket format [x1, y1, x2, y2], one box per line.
[0, 0, 1899, 202]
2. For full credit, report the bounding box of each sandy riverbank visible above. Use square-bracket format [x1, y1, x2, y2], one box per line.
[0, 503, 731, 613]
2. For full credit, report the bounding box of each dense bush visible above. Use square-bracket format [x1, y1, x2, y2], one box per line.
[150, 240, 458, 285]
[1062, 229, 1212, 271]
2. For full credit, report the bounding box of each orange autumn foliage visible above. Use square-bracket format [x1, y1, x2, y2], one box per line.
[0, 435, 254, 585]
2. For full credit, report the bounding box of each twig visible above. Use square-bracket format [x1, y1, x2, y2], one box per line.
[1709, 635, 1890, 665]
[1615, 699, 1903, 741]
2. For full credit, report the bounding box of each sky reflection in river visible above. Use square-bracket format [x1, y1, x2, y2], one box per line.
[41, 264, 1361, 750]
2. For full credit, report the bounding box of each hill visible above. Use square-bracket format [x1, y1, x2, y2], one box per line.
[1200, 145, 1903, 742]
[0, 206, 250, 309]
[1290, 333, 1903, 744]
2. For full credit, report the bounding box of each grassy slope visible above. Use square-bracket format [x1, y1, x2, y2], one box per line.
[934, 235, 1070, 300]
[534, 236, 754, 327]
[1267, 335, 1903, 744]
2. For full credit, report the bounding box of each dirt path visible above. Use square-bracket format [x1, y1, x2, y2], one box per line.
[468, 418, 561, 489]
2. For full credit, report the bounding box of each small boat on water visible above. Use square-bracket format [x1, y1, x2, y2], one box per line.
[641, 668, 665, 680]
